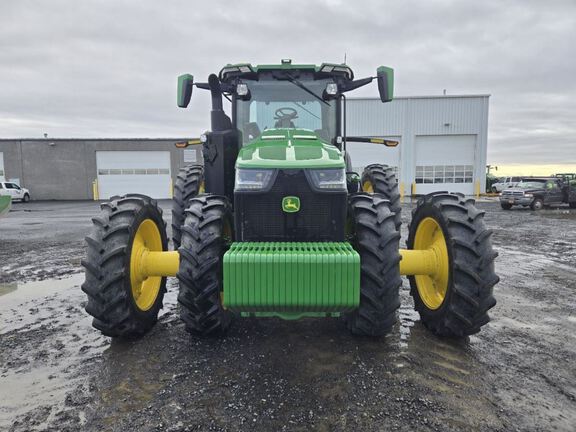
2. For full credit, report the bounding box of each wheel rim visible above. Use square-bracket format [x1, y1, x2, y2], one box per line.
[199, 181, 205, 194]
[362, 180, 374, 193]
[534, 200, 542, 210]
[130, 219, 163, 311]
[413, 217, 450, 310]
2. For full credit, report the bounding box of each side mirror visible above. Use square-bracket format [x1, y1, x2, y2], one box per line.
[376, 66, 394, 103]
[177, 74, 194, 108]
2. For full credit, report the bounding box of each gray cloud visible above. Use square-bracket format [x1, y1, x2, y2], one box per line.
[0, 0, 574, 164]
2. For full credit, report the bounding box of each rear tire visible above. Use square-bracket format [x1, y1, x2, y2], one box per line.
[81, 194, 168, 338]
[172, 164, 204, 249]
[344, 193, 402, 336]
[500, 203, 512, 210]
[177, 195, 233, 335]
[361, 164, 402, 229]
[407, 192, 498, 337]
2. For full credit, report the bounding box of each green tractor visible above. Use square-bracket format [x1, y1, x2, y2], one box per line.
[82, 60, 498, 339]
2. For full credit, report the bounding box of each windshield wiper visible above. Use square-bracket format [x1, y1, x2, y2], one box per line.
[282, 74, 330, 106]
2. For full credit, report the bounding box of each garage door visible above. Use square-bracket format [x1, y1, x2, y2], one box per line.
[346, 136, 401, 177]
[97, 151, 171, 199]
[414, 135, 476, 195]
[0, 152, 4, 181]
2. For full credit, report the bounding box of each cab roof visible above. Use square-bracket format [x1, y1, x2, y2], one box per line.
[218, 60, 354, 82]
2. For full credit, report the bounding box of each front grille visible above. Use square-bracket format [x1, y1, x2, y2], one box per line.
[234, 170, 346, 242]
[502, 191, 524, 197]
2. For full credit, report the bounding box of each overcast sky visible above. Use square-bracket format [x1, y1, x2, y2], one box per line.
[0, 0, 574, 165]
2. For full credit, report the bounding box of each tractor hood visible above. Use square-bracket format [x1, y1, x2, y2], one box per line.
[236, 129, 345, 169]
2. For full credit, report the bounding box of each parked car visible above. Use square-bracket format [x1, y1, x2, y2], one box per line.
[0, 181, 31, 202]
[500, 178, 576, 210]
[491, 176, 522, 193]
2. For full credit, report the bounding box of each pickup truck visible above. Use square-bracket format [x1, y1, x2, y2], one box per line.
[500, 178, 576, 210]
[491, 176, 522, 193]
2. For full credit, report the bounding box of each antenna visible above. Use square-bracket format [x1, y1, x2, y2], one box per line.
[344, 52, 347, 65]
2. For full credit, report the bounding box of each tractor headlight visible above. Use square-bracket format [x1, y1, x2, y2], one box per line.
[236, 83, 249, 96]
[306, 168, 346, 190]
[325, 83, 338, 95]
[235, 169, 275, 191]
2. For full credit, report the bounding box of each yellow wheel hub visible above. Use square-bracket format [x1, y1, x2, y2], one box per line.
[199, 181, 206, 194]
[412, 217, 450, 310]
[362, 180, 374, 193]
[130, 219, 163, 311]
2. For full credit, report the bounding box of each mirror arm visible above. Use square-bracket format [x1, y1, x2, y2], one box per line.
[340, 76, 374, 93]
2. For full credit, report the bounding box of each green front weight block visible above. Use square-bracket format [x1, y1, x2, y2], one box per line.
[223, 242, 360, 317]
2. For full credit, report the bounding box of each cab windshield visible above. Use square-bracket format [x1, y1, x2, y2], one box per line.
[516, 181, 546, 189]
[235, 79, 337, 145]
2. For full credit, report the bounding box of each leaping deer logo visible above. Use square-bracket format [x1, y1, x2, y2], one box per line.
[282, 196, 300, 213]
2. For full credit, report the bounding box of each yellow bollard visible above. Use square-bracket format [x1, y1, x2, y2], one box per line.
[92, 180, 99, 200]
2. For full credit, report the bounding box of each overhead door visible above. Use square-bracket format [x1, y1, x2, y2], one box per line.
[0, 152, 4, 181]
[97, 151, 171, 199]
[346, 136, 401, 177]
[414, 135, 476, 195]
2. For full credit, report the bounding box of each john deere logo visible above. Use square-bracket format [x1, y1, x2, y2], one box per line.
[282, 196, 300, 213]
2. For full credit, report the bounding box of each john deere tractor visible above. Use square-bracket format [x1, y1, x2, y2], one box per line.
[82, 60, 498, 339]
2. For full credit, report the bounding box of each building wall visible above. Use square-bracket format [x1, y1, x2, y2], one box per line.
[346, 95, 489, 195]
[0, 139, 202, 200]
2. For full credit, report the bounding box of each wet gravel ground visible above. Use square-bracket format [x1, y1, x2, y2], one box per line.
[0, 200, 575, 432]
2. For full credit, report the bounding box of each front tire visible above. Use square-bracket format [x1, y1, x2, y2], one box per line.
[407, 192, 498, 337]
[500, 202, 512, 210]
[22, 193, 30, 203]
[344, 194, 402, 336]
[172, 164, 204, 249]
[530, 198, 543, 210]
[177, 195, 233, 335]
[81, 194, 168, 338]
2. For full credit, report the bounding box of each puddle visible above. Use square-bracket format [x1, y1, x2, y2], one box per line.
[0, 273, 108, 429]
[0, 283, 17, 297]
[0, 273, 85, 321]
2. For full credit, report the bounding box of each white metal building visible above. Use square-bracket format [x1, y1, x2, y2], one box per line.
[346, 95, 489, 196]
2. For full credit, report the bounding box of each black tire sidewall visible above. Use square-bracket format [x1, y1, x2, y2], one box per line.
[407, 201, 455, 321]
[531, 198, 543, 210]
[124, 203, 168, 322]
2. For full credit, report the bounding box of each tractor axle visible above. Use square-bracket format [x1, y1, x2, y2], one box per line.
[132, 247, 444, 281]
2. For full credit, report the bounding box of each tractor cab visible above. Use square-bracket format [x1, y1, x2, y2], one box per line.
[176, 60, 394, 204]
